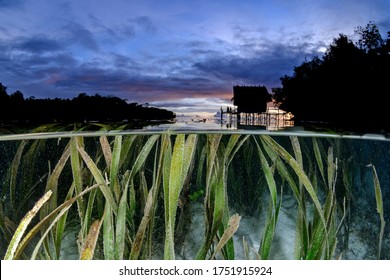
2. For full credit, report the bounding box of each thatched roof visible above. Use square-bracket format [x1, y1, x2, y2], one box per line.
[232, 85, 271, 113]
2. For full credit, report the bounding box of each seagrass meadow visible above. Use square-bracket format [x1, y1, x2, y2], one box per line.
[0, 130, 389, 260]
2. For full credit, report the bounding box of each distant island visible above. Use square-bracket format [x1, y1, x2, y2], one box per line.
[0, 84, 175, 125]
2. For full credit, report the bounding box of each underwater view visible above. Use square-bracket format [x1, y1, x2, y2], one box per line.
[1, 126, 389, 260]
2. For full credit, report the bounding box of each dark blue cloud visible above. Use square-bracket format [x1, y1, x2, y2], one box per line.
[0, 0, 23, 8]
[16, 36, 62, 54]
[52, 64, 219, 99]
[0, 24, 324, 107]
[119, 16, 157, 39]
[131, 16, 157, 34]
[193, 40, 320, 90]
[63, 22, 99, 51]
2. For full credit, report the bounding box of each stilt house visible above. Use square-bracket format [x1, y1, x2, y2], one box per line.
[232, 85, 271, 113]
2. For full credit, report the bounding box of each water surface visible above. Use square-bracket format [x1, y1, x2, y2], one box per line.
[0, 125, 389, 260]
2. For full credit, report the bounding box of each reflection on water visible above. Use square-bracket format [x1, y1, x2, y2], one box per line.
[144, 114, 294, 131]
[236, 113, 294, 131]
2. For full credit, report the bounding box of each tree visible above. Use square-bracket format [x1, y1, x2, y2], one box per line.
[354, 21, 384, 53]
[278, 24, 389, 128]
[0, 83, 8, 99]
[10, 90, 24, 103]
[271, 87, 283, 105]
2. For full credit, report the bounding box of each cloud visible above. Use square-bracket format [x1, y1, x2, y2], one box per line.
[131, 16, 157, 34]
[150, 97, 233, 115]
[0, 0, 23, 8]
[151, 97, 231, 108]
[0, 34, 78, 91]
[193, 39, 321, 89]
[1, 0, 389, 116]
[52, 64, 223, 101]
[63, 22, 99, 51]
[0, 20, 323, 110]
[16, 36, 62, 54]
[114, 16, 158, 41]
[112, 54, 141, 70]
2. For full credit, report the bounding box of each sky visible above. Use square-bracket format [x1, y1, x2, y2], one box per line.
[1, 0, 389, 116]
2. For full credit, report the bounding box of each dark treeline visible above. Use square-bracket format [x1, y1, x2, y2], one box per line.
[0, 86, 175, 124]
[275, 22, 390, 131]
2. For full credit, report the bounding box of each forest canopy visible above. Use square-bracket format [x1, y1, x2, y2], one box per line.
[275, 21, 390, 130]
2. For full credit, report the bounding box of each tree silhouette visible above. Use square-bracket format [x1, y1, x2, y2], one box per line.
[278, 22, 390, 131]
[0, 87, 175, 124]
[355, 21, 384, 53]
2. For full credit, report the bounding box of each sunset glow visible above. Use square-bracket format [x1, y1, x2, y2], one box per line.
[1, 0, 389, 115]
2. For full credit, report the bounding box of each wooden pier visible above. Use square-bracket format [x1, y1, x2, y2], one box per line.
[220, 107, 293, 130]
[220, 85, 294, 130]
